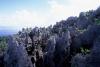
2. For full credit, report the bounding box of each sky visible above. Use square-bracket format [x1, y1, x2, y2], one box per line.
[0, 0, 100, 30]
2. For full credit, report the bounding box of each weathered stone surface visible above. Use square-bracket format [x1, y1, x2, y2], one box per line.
[4, 36, 33, 67]
[86, 36, 100, 67]
[71, 54, 86, 67]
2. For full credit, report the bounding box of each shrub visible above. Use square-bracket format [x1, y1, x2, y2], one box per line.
[80, 47, 90, 55]
[0, 41, 7, 53]
[0, 36, 7, 54]
[95, 18, 100, 25]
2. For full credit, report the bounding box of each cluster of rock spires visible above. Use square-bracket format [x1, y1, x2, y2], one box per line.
[0, 6, 100, 67]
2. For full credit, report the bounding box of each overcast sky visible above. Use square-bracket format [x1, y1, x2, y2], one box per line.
[0, 0, 100, 30]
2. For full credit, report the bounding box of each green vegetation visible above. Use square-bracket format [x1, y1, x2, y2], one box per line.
[95, 18, 100, 25]
[76, 28, 87, 33]
[80, 47, 90, 55]
[0, 36, 7, 54]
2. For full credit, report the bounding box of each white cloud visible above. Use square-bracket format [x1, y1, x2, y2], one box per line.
[48, 0, 75, 21]
[0, 0, 99, 29]
[0, 10, 48, 29]
[48, 0, 100, 22]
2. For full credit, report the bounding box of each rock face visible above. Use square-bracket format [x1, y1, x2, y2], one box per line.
[86, 36, 100, 67]
[0, 54, 4, 67]
[53, 31, 71, 67]
[71, 54, 86, 67]
[4, 36, 33, 67]
[1, 6, 100, 67]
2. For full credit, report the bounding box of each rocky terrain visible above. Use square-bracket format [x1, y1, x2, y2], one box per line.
[0, 6, 100, 67]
